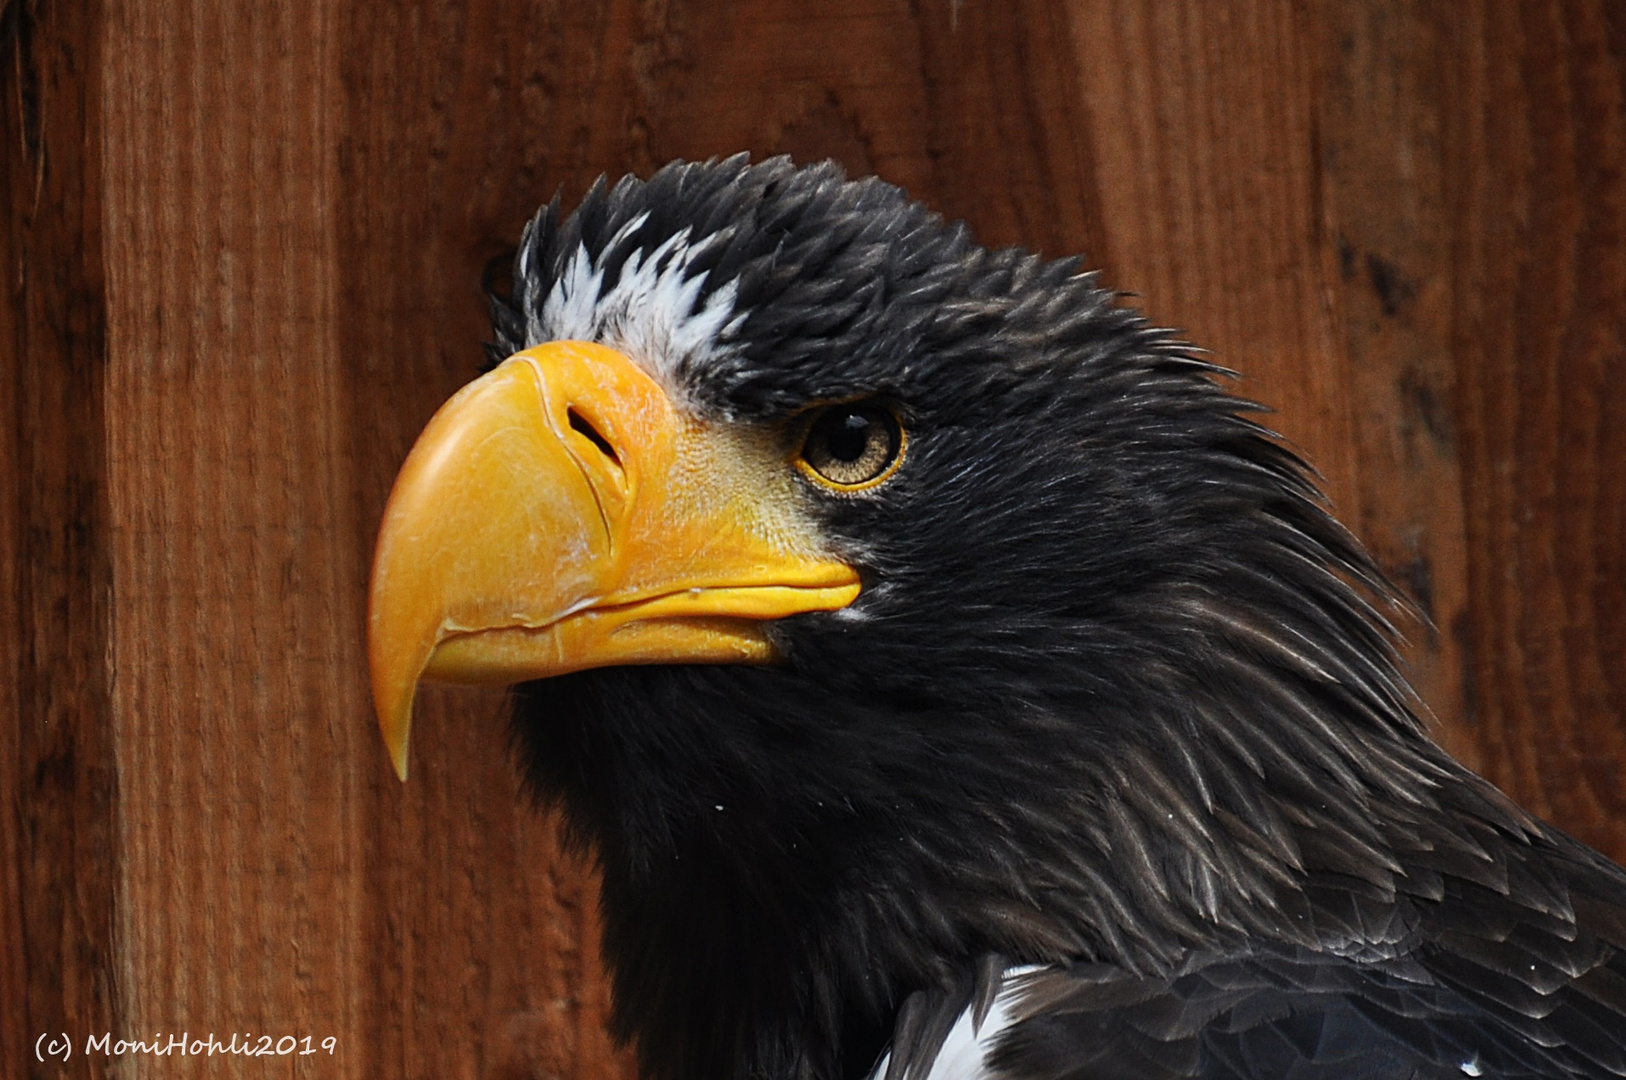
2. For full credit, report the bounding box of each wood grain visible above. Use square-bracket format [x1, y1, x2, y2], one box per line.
[1443, 0, 1626, 857]
[99, 2, 360, 1076]
[1307, 1, 1474, 766]
[3, 1, 1623, 1078]
[3, 1, 121, 1077]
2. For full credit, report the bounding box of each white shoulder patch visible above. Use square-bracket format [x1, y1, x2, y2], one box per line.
[865, 966, 1044, 1080]
[524, 217, 745, 399]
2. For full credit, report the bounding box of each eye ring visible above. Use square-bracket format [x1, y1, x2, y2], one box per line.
[795, 401, 907, 492]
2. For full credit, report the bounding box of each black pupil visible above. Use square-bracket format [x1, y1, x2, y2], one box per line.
[828, 412, 871, 462]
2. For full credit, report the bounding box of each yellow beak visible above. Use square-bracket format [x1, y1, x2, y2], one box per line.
[368, 341, 862, 780]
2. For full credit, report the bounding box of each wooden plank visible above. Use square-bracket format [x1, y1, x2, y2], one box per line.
[1308, 1, 1475, 767]
[1, 1, 122, 1076]
[98, 1, 368, 1075]
[330, 2, 639, 1077]
[1442, 0, 1626, 859]
[1062, 1, 1362, 517]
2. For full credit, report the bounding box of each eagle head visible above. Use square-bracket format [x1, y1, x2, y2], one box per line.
[368, 156, 1458, 1080]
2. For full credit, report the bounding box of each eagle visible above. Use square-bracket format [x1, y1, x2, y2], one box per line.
[367, 157, 1626, 1080]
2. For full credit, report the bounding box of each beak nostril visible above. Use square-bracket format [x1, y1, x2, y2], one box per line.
[568, 408, 621, 466]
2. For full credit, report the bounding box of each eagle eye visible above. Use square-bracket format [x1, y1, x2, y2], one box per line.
[796, 402, 905, 491]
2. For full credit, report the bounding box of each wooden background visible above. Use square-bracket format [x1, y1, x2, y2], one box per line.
[4, 0, 1622, 1076]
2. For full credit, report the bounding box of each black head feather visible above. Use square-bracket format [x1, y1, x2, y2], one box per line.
[489, 157, 1626, 1080]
